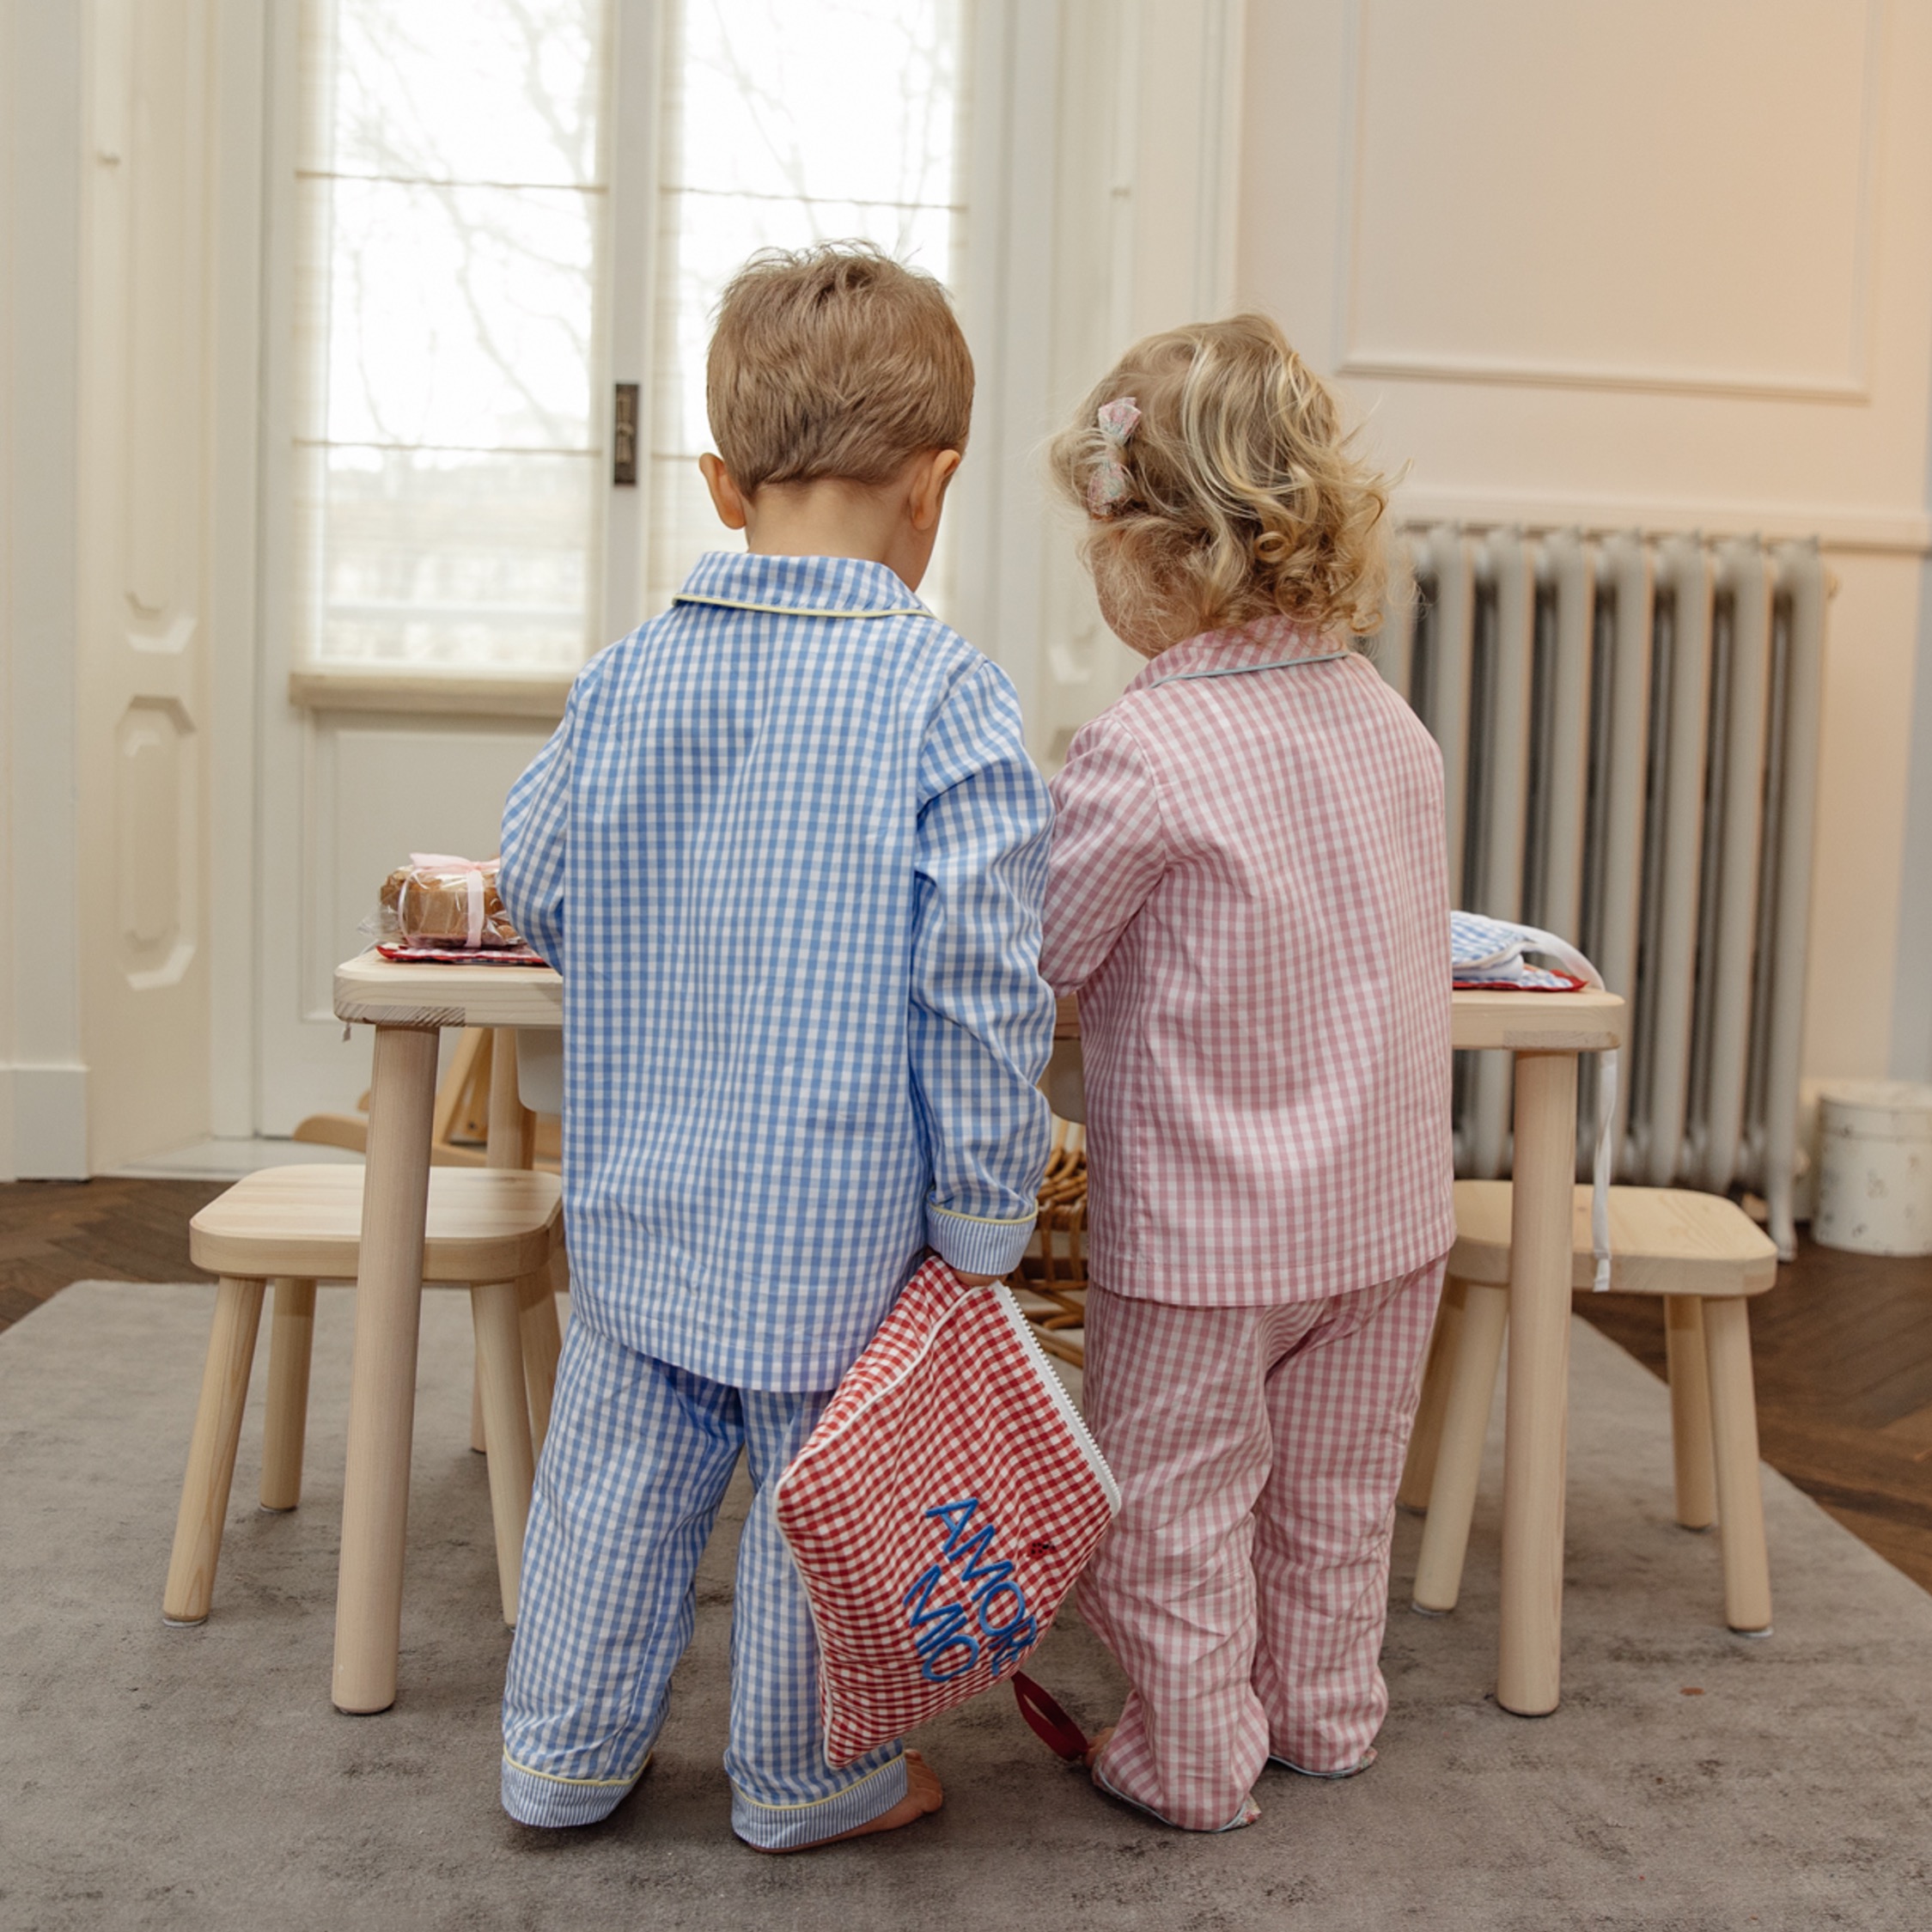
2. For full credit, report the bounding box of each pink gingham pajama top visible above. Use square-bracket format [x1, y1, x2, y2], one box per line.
[1039, 616, 1455, 1304]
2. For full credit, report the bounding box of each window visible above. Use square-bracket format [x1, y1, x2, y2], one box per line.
[645, 0, 966, 614]
[295, 0, 611, 674]
[292, 0, 968, 685]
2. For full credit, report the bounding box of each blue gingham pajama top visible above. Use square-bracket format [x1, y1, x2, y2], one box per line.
[497, 550, 1056, 1394]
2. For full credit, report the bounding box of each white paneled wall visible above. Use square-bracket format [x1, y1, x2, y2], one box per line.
[1235, 0, 1932, 1092]
[952, 0, 1247, 767]
[1, 0, 88, 1179]
[1341, 2, 1878, 401]
[76, 0, 216, 1173]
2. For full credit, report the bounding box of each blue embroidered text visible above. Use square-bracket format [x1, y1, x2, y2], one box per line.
[900, 1496, 1039, 1683]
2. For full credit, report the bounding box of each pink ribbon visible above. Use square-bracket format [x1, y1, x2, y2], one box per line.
[1087, 396, 1142, 516]
[410, 852, 497, 949]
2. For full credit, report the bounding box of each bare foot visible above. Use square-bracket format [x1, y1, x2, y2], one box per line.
[1084, 1723, 1117, 1770]
[759, 1751, 944, 1854]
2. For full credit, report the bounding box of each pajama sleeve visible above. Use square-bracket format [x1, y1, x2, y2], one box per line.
[1038, 712, 1168, 994]
[910, 659, 1056, 1277]
[497, 705, 573, 973]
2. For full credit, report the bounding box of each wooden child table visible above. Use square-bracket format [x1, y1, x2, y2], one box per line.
[333, 954, 1619, 1720]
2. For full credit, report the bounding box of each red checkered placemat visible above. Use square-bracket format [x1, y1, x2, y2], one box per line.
[375, 944, 546, 966]
[775, 1257, 1118, 1766]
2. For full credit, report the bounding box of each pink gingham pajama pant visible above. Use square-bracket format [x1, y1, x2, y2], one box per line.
[1078, 1259, 1445, 1831]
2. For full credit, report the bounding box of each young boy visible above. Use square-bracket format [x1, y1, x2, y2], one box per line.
[495, 245, 1055, 1850]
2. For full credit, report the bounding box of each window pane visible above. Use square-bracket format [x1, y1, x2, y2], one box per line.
[675, 0, 959, 206]
[306, 0, 602, 188]
[648, 0, 965, 615]
[304, 449, 595, 672]
[298, 0, 608, 673]
[314, 181, 598, 451]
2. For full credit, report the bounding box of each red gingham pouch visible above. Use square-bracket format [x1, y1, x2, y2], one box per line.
[774, 1257, 1118, 1766]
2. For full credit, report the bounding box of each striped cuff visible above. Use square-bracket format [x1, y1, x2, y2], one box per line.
[731, 1752, 909, 1850]
[925, 1201, 1037, 1277]
[502, 1750, 648, 1828]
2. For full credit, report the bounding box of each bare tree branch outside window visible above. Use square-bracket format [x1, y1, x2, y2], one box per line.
[298, 0, 966, 671]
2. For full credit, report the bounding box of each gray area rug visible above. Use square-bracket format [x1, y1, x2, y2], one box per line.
[2, 1282, 1928, 1931]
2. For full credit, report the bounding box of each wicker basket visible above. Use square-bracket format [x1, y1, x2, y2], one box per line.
[1007, 1119, 1088, 1367]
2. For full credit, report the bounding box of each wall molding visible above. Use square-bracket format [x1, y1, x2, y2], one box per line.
[1393, 485, 1931, 557]
[288, 667, 572, 720]
[1336, 0, 1884, 405]
[1341, 351, 1871, 406]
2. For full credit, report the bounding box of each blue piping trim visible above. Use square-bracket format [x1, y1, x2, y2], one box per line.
[1163, 650, 1348, 684]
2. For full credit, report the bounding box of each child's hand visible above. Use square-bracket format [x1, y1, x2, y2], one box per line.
[954, 1271, 1003, 1288]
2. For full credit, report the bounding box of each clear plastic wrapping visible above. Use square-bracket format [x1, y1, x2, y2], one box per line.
[375, 854, 521, 950]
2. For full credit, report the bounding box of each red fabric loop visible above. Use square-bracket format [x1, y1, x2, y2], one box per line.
[1012, 1673, 1090, 1762]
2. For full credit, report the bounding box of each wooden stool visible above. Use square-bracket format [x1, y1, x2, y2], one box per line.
[163, 1166, 564, 1637]
[1404, 1182, 1777, 1634]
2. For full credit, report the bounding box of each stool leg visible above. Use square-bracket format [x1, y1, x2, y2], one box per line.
[1663, 1295, 1717, 1531]
[1399, 1277, 1466, 1511]
[259, 1278, 318, 1511]
[471, 1363, 488, 1455]
[471, 1278, 535, 1626]
[1413, 1281, 1508, 1614]
[164, 1277, 267, 1624]
[1703, 1297, 1772, 1633]
[518, 1270, 563, 1459]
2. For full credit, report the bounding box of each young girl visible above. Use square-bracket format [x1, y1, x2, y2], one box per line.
[1039, 314, 1454, 1832]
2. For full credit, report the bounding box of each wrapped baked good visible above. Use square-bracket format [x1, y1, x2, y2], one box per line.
[379, 854, 521, 949]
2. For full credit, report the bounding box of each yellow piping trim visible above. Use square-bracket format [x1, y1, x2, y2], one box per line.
[929, 1202, 1034, 1227]
[732, 1752, 905, 1812]
[502, 1747, 652, 1789]
[674, 594, 925, 618]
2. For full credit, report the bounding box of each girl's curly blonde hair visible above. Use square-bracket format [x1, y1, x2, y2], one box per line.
[1047, 314, 1391, 651]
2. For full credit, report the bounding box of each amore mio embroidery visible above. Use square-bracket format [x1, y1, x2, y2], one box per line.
[900, 1497, 1039, 1683]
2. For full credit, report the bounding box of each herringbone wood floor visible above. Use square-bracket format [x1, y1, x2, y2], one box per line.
[3, 1179, 1927, 1591]
[0, 1176, 224, 1332]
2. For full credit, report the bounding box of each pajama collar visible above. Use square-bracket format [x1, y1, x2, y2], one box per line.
[674, 550, 929, 620]
[1129, 614, 1348, 691]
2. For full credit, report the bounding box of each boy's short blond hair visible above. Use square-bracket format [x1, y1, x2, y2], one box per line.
[706, 243, 973, 493]
[1047, 314, 1391, 647]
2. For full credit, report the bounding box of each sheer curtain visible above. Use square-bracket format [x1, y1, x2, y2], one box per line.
[645, 0, 967, 618]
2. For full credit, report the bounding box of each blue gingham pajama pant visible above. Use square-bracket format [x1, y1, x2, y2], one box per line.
[500, 1319, 908, 1848]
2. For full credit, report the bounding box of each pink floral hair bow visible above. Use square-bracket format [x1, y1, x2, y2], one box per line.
[1086, 397, 1142, 515]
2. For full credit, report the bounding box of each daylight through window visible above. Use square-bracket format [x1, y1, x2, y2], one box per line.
[296, 0, 609, 673]
[645, 0, 966, 615]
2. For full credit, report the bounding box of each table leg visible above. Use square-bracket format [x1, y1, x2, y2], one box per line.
[1497, 1048, 1578, 1716]
[332, 1023, 440, 1714]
